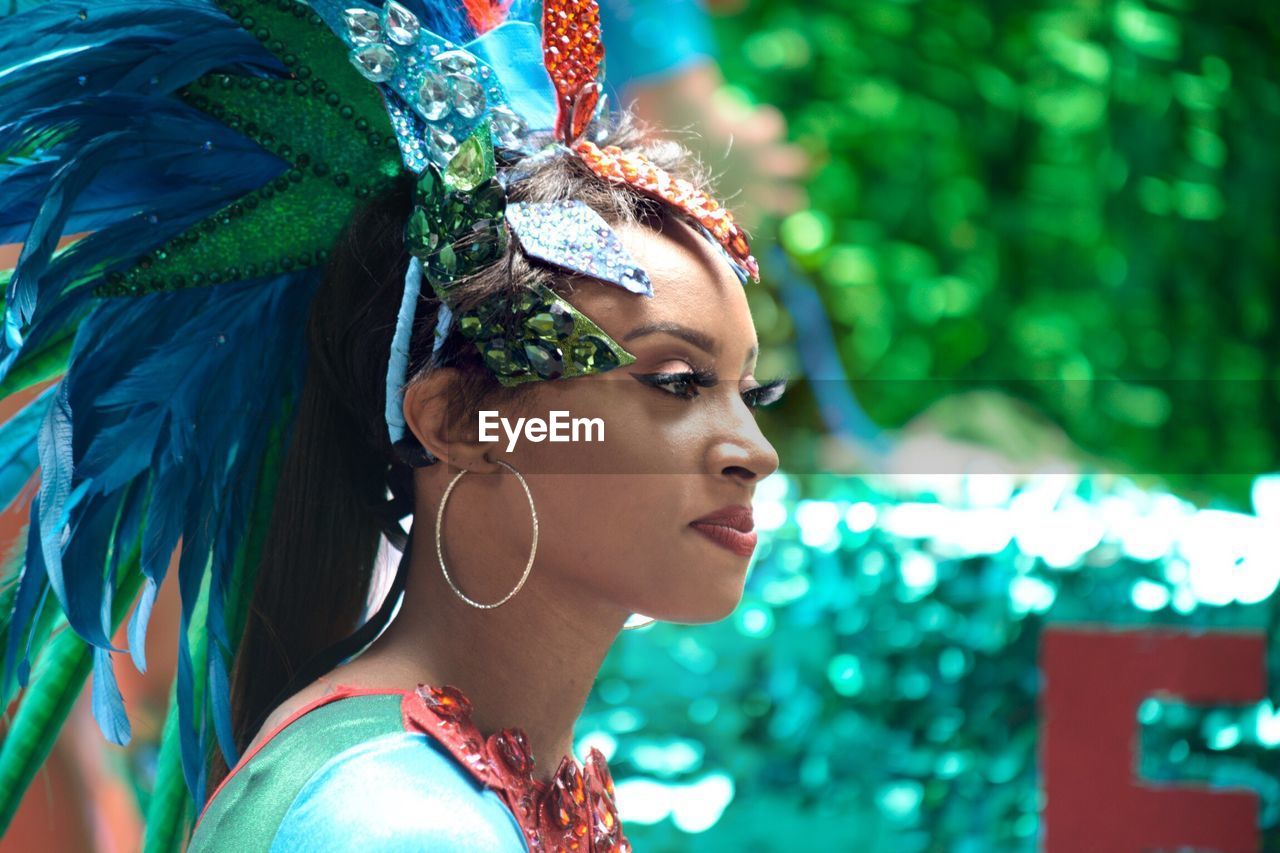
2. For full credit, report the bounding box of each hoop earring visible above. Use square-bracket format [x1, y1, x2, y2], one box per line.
[622, 614, 657, 631]
[436, 459, 538, 609]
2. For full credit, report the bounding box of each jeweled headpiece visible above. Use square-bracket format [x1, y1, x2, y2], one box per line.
[0, 0, 756, 816]
[300, 0, 760, 463]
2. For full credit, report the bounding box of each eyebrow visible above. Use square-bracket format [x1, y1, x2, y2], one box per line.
[623, 322, 718, 355]
[623, 321, 759, 370]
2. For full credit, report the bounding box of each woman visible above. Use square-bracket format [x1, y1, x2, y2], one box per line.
[0, 0, 780, 849]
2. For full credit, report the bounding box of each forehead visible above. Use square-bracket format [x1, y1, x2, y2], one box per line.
[562, 217, 755, 352]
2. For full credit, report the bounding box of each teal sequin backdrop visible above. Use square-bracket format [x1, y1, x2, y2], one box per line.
[584, 472, 1280, 850]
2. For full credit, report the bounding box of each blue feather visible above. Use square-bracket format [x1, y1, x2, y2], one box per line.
[5, 130, 131, 344]
[56, 484, 127, 650]
[0, 103, 287, 244]
[127, 577, 158, 673]
[0, 383, 56, 510]
[207, 640, 236, 764]
[3, 494, 47, 694]
[91, 646, 131, 745]
[33, 381, 76, 609]
[0, 1, 262, 129]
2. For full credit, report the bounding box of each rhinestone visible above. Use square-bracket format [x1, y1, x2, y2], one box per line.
[435, 49, 477, 76]
[443, 74, 485, 120]
[342, 7, 381, 44]
[524, 341, 564, 379]
[490, 729, 534, 777]
[350, 44, 397, 82]
[458, 315, 483, 338]
[550, 759, 587, 828]
[489, 106, 527, 148]
[430, 126, 457, 157]
[383, 0, 420, 45]
[444, 129, 492, 192]
[527, 304, 574, 339]
[482, 338, 521, 375]
[417, 72, 450, 121]
[571, 336, 619, 370]
[416, 684, 472, 721]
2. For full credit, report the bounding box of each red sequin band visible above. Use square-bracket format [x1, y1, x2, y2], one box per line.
[573, 140, 761, 281]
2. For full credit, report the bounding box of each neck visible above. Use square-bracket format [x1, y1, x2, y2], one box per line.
[361, 525, 628, 784]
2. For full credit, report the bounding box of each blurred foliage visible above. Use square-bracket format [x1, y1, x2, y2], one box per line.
[589, 471, 1280, 850]
[715, 0, 1280, 507]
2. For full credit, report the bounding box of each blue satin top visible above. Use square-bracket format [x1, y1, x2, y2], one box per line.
[189, 692, 528, 852]
[272, 732, 526, 851]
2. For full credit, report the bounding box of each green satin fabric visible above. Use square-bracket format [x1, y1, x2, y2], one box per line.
[189, 693, 404, 852]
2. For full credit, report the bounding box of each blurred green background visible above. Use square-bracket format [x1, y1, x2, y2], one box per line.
[719, 0, 1278, 507]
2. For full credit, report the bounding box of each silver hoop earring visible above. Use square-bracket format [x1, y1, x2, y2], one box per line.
[436, 459, 538, 609]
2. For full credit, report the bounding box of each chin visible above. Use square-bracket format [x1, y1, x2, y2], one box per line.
[643, 564, 750, 624]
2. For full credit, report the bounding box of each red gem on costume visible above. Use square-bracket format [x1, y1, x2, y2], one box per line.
[541, 0, 603, 143]
[415, 683, 472, 722]
[583, 748, 621, 849]
[572, 140, 761, 281]
[489, 727, 535, 777]
[548, 755, 589, 831]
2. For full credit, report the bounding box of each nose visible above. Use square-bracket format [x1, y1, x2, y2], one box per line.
[705, 406, 780, 484]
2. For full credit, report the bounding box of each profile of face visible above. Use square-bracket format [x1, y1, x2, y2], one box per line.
[406, 216, 781, 626]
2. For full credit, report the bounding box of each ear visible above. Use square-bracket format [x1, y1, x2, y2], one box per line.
[402, 367, 501, 472]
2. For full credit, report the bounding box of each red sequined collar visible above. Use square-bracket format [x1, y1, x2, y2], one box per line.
[403, 683, 632, 853]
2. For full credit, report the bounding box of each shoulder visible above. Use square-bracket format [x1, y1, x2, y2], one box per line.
[191, 691, 407, 851]
[269, 731, 528, 852]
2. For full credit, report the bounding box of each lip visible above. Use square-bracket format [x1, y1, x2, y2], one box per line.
[689, 505, 757, 557]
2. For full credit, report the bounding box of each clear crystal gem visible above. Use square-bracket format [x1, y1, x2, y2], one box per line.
[430, 126, 458, 156]
[435, 49, 478, 76]
[417, 72, 451, 121]
[383, 0, 421, 45]
[489, 106, 527, 148]
[350, 44, 397, 82]
[447, 74, 486, 120]
[343, 8, 381, 44]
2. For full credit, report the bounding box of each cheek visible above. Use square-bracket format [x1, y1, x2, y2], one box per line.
[531, 472, 689, 583]
[511, 379, 712, 476]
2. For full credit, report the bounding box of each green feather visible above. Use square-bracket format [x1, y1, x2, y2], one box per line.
[0, 540, 143, 833]
[142, 681, 193, 853]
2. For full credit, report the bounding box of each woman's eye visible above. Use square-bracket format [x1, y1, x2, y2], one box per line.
[632, 370, 716, 399]
[742, 378, 788, 409]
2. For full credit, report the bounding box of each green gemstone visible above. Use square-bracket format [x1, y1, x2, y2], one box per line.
[512, 289, 541, 315]
[571, 335, 621, 371]
[405, 208, 432, 252]
[527, 305, 575, 340]
[527, 312, 557, 337]
[481, 338, 523, 375]
[443, 124, 495, 193]
[523, 341, 564, 379]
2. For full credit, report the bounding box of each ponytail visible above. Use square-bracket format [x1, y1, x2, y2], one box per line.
[210, 178, 418, 791]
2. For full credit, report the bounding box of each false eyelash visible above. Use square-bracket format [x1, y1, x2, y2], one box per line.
[632, 368, 718, 399]
[742, 378, 788, 409]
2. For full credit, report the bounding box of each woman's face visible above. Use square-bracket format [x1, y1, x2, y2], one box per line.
[423, 217, 780, 625]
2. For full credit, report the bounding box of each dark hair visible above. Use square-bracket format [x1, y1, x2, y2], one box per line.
[210, 116, 711, 791]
